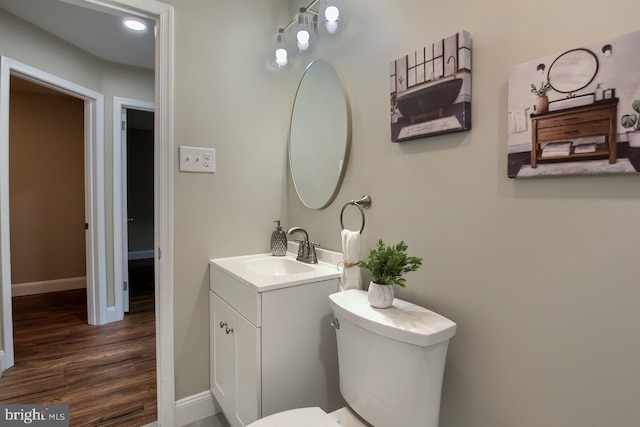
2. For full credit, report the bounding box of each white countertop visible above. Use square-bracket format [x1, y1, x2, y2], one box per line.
[209, 244, 342, 292]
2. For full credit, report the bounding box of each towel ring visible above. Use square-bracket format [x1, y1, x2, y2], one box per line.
[340, 195, 372, 234]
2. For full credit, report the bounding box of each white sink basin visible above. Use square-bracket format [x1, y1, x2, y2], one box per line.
[210, 251, 341, 292]
[548, 94, 594, 112]
[242, 257, 315, 276]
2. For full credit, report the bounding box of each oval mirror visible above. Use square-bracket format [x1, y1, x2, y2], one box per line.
[547, 48, 598, 94]
[289, 60, 351, 209]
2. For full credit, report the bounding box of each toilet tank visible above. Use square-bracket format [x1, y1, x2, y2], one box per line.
[329, 290, 456, 427]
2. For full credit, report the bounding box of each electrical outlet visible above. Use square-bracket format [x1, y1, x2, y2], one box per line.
[179, 146, 216, 173]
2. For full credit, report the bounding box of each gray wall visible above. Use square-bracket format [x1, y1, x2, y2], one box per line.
[286, 1, 640, 426]
[164, 0, 290, 399]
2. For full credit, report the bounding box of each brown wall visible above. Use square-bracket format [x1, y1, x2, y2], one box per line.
[9, 77, 86, 284]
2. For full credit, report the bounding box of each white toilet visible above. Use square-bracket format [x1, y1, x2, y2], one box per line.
[248, 289, 456, 427]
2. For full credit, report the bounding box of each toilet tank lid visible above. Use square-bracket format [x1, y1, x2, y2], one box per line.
[329, 290, 456, 347]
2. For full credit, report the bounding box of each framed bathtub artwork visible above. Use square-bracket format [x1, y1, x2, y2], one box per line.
[507, 29, 640, 178]
[390, 31, 472, 142]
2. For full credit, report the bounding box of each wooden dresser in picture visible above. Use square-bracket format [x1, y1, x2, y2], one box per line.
[530, 98, 618, 168]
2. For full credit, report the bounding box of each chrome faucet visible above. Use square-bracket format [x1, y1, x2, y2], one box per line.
[287, 227, 318, 264]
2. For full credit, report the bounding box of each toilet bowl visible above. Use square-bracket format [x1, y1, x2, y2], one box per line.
[247, 289, 456, 427]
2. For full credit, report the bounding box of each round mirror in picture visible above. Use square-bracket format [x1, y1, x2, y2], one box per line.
[547, 48, 599, 94]
[289, 59, 351, 209]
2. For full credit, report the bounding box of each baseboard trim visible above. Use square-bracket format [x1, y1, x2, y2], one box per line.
[106, 306, 117, 323]
[175, 390, 221, 427]
[128, 250, 154, 260]
[11, 277, 86, 297]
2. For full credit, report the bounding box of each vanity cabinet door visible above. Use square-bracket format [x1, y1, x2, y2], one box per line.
[210, 291, 261, 427]
[210, 292, 236, 419]
[233, 303, 261, 427]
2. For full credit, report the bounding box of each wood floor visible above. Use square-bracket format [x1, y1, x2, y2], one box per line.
[0, 260, 156, 426]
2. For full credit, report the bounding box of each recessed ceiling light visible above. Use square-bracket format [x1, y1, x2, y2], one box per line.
[123, 18, 147, 32]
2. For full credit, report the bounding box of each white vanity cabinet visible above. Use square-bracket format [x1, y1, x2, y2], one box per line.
[210, 292, 260, 427]
[209, 255, 343, 427]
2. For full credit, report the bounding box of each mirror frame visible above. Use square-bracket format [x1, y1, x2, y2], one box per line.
[547, 48, 599, 94]
[289, 59, 352, 210]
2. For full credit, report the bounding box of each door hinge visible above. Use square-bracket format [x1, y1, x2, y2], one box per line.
[85, 223, 89, 230]
[121, 120, 126, 131]
[158, 247, 161, 260]
[123, 281, 128, 291]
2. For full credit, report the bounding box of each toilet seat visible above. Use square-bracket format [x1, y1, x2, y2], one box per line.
[247, 407, 340, 427]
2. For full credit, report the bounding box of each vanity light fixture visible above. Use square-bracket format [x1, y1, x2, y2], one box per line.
[269, 0, 345, 69]
[295, 8, 316, 53]
[602, 44, 613, 57]
[123, 17, 147, 32]
[271, 28, 292, 69]
[319, 0, 346, 34]
[537, 63, 545, 74]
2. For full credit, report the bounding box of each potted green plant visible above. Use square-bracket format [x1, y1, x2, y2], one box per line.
[621, 99, 640, 148]
[358, 239, 422, 308]
[530, 81, 552, 113]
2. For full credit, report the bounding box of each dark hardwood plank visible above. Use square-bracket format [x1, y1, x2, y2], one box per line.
[0, 261, 156, 427]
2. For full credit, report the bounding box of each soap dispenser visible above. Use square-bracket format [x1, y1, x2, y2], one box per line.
[595, 83, 604, 101]
[271, 220, 288, 256]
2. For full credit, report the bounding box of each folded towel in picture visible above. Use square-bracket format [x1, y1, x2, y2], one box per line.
[541, 150, 570, 158]
[541, 141, 572, 152]
[572, 136, 605, 146]
[541, 141, 571, 157]
[339, 229, 362, 292]
[573, 143, 597, 154]
[509, 110, 528, 134]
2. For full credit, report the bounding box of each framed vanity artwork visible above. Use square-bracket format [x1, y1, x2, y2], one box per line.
[507, 30, 640, 178]
[390, 31, 472, 142]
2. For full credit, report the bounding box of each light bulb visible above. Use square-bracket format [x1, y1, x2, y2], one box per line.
[275, 48, 287, 61]
[275, 48, 288, 67]
[298, 40, 310, 52]
[325, 5, 339, 22]
[297, 29, 310, 44]
[325, 21, 338, 34]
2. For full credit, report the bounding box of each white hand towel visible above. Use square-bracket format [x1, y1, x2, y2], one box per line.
[509, 110, 528, 134]
[339, 229, 361, 292]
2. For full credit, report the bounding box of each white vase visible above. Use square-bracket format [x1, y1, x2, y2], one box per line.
[627, 131, 640, 148]
[368, 282, 394, 308]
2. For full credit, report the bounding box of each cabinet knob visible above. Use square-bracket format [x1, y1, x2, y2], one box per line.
[219, 321, 227, 329]
[225, 326, 234, 335]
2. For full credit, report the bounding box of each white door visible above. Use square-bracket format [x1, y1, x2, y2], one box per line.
[121, 108, 130, 313]
[117, 101, 155, 315]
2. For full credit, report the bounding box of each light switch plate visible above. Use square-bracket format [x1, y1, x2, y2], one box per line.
[179, 146, 216, 173]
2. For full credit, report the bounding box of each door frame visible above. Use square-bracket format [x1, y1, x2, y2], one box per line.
[113, 96, 155, 320]
[0, 56, 107, 365]
[1, 0, 176, 425]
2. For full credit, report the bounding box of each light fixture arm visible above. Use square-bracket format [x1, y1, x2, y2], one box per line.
[281, 0, 321, 32]
[269, 0, 344, 69]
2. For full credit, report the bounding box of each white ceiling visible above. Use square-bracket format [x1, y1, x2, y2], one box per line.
[0, 0, 155, 70]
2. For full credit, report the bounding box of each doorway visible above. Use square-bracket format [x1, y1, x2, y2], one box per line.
[0, 1, 175, 424]
[114, 98, 155, 319]
[0, 58, 107, 372]
[8, 76, 86, 300]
